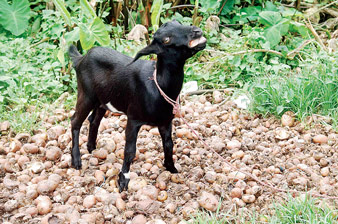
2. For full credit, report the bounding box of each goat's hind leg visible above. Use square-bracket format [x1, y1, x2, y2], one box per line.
[71, 98, 94, 169]
[159, 121, 178, 173]
[118, 119, 143, 192]
[87, 107, 106, 153]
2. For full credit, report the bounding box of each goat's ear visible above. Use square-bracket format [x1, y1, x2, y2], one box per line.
[130, 41, 162, 64]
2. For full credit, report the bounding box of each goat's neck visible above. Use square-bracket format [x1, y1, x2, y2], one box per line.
[155, 57, 185, 98]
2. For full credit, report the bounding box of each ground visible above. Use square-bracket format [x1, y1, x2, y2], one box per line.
[0, 91, 337, 223]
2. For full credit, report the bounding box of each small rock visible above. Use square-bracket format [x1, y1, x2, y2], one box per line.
[232, 150, 245, 160]
[36, 196, 52, 215]
[146, 220, 166, 224]
[281, 111, 295, 127]
[275, 128, 290, 140]
[228, 171, 246, 181]
[226, 140, 241, 150]
[213, 90, 223, 103]
[116, 198, 126, 211]
[47, 126, 66, 141]
[93, 149, 108, 160]
[95, 170, 105, 183]
[230, 187, 243, 198]
[83, 195, 96, 208]
[313, 135, 328, 144]
[0, 121, 10, 131]
[198, 191, 218, 212]
[45, 146, 62, 161]
[136, 185, 159, 200]
[128, 177, 148, 192]
[242, 194, 255, 203]
[321, 167, 329, 177]
[30, 162, 45, 174]
[97, 138, 116, 152]
[132, 214, 147, 224]
[23, 143, 39, 154]
[293, 177, 308, 187]
[4, 200, 18, 212]
[135, 199, 161, 214]
[204, 171, 216, 184]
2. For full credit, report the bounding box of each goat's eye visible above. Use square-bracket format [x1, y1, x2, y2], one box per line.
[163, 37, 170, 44]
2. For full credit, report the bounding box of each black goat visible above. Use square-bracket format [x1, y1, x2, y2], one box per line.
[69, 20, 206, 191]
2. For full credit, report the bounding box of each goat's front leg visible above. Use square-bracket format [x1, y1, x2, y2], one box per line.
[87, 107, 106, 153]
[118, 119, 143, 192]
[158, 121, 178, 173]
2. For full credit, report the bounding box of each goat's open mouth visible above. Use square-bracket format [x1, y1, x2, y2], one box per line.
[189, 36, 207, 48]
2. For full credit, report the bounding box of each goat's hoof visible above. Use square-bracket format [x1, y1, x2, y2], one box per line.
[87, 144, 95, 153]
[71, 158, 82, 170]
[118, 172, 130, 192]
[165, 164, 178, 173]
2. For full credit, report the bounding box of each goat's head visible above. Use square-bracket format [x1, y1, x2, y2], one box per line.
[132, 20, 206, 63]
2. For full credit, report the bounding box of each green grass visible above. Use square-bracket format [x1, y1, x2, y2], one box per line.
[270, 195, 338, 224]
[190, 195, 338, 224]
[248, 49, 338, 129]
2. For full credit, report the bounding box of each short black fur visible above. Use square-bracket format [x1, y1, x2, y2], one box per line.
[69, 20, 206, 191]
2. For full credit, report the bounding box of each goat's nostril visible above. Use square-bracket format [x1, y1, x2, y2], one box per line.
[192, 27, 203, 37]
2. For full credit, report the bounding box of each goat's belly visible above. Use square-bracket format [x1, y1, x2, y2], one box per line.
[101, 102, 124, 115]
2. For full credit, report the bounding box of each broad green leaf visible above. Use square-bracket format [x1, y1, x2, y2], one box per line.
[79, 23, 95, 50]
[79, 18, 110, 50]
[200, 0, 220, 13]
[232, 6, 262, 23]
[90, 17, 110, 46]
[80, 0, 96, 18]
[220, 0, 235, 15]
[265, 1, 278, 11]
[65, 27, 80, 43]
[264, 22, 289, 47]
[57, 49, 65, 67]
[31, 16, 41, 35]
[259, 11, 282, 27]
[52, 0, 72, 26]
[151, 0, 163, 31]
[0, 0, 31, 36]
[290, 21, 309, 37]
[282, 7, 302, 17]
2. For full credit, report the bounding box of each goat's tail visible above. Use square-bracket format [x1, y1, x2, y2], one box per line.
[68, 45, 82, 68]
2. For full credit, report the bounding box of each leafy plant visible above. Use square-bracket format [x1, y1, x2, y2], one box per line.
[0, 34, 76, 131]
[248, 49, 338, 125]
[52, 0, 110, 50]
[258, 11, 289, 47]
[151, 0, 164, 31]
[0, 0, 31, 36]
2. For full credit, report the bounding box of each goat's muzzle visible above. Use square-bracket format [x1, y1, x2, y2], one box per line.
[189, 36, 207, 49]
